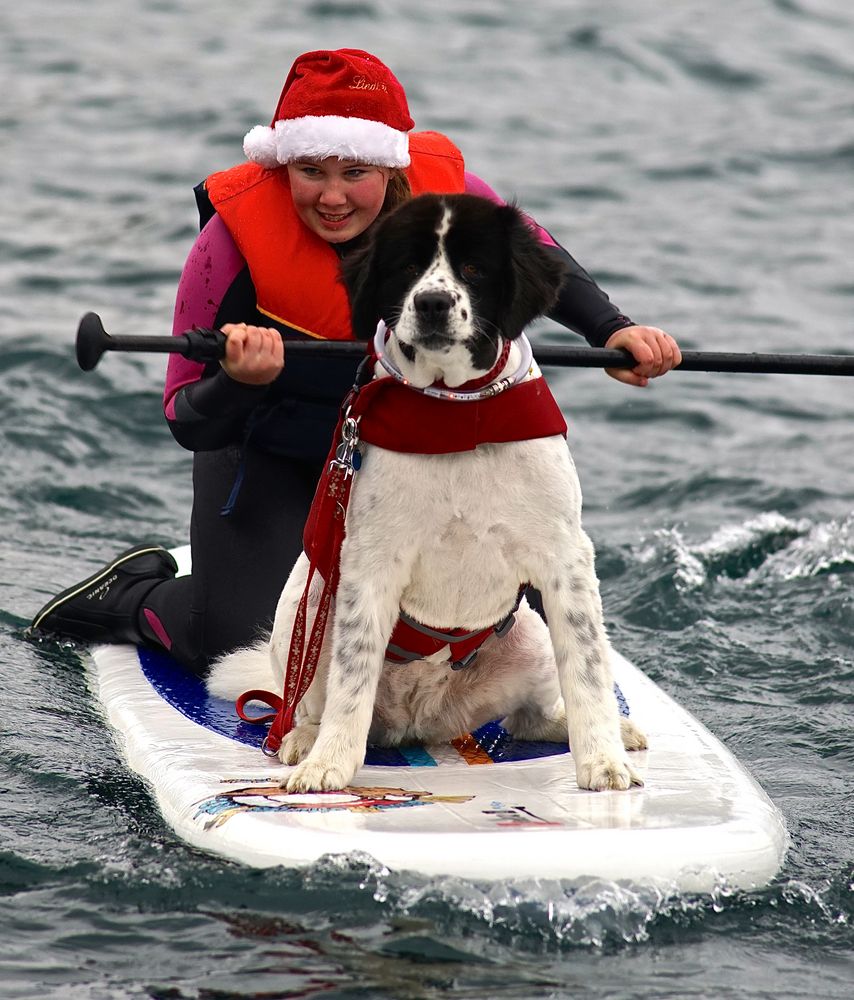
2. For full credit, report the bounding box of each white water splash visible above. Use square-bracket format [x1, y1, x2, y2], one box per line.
[335, 852, 730, 947]
[637, 526, 707, 591]
[311, 853, 850, 950]
[637, 512, 853, 591]
[755, 514, 854, 582]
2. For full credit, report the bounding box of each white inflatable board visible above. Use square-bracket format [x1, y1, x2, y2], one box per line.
[88, 547, 788, 891]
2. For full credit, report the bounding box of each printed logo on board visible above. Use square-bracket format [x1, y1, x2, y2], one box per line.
[193, 783, 474, 829]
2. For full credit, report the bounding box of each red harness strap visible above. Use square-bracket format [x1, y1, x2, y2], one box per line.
[386, 585, 526, 670]
[236, 358, 567, 755]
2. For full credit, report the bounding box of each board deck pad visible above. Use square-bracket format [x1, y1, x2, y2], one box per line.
[138, 645, 629, 766]
[90, 639, 788, 890]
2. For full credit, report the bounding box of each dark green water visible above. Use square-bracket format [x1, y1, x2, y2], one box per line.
[2, 1, 852, 996]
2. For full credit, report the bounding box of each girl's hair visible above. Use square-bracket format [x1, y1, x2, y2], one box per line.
[380, 169, 412, 216]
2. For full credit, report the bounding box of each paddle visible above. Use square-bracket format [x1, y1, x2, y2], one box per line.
[75, 311, 854, 376]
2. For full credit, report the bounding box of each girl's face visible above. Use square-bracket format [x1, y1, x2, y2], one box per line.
[287, 158, 390, 243]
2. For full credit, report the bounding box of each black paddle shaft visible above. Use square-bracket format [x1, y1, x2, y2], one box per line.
[75, 312, 854, 376]
[75, 312, 363, 371]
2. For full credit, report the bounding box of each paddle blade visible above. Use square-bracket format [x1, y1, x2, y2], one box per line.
[76, 312, 111, 371]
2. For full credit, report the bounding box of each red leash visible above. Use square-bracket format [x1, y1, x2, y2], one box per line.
[236, 402, 362, 756]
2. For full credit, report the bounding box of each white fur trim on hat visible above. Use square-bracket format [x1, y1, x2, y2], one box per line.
[242, 124, 281, 169]
[244, 115, 410, 168]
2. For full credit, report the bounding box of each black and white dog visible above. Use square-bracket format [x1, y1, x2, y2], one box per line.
[209, 194, 645, 792]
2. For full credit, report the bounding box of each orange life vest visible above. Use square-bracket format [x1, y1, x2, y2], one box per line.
[203, 131, 466, 341]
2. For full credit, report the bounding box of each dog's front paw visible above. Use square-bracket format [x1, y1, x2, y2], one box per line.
[284, 756, 359, 793]
[575, 751, 644, 791]
[280, 724, 320, 765]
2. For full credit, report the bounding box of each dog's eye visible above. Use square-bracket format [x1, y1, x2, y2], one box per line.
[461, 263, 481, 281]
[405, 263, 422, 277]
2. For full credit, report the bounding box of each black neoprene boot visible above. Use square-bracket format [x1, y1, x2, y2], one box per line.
[29, 544, 178, 644]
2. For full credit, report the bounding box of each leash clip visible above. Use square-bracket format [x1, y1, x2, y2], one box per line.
[332, 412, 362, 476]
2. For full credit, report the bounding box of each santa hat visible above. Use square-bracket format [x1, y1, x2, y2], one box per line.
[243, 49, 414, 169]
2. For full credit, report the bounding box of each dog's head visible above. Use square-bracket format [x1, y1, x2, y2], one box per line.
[342, 194, 567, 385]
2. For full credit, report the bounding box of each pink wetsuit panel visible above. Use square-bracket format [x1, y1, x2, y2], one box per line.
[163, 216, 246, 418]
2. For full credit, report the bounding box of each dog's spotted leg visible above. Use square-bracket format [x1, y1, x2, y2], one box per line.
[285, 571, 401, 793]
[537, 534, 643, 792]
[265, 553, 332, 768]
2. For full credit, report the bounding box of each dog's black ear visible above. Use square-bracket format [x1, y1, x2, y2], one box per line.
[340, 238, 382, 342]
[497, 204, 568, 339]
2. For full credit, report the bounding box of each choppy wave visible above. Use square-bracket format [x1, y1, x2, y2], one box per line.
[637, 512, 854, 592]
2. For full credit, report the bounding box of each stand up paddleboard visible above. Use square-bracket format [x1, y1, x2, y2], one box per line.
[87, 547, 788, 891]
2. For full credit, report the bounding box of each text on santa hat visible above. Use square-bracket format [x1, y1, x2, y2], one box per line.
[349, 75, 388, 92]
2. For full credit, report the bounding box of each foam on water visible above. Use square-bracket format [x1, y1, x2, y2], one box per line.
[637, 511, 854, 592]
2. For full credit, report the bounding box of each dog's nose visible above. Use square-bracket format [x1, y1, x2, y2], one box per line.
[413, 290, 453, 324]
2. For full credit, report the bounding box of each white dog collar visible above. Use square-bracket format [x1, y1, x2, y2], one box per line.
[371, 320, 534, 402]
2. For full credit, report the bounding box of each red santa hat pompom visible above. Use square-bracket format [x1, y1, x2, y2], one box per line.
[243, 49, 414, 169]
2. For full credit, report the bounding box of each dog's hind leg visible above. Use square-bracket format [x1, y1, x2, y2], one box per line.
[620, 717, 648, 751]
[486, 601, 567, 740]
[506, 708, 648, 751]
[493, 603, 646, 750]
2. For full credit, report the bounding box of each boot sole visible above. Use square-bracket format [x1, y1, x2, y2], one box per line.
[29, 544, 178, 633]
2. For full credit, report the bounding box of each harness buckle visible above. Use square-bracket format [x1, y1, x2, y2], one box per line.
[494, 611, 517, 638]
[451, 649, 478, 671]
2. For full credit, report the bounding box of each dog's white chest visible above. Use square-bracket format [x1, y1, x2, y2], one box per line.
[404, 507, 520, 625]
[343, 437, 575, 629]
